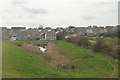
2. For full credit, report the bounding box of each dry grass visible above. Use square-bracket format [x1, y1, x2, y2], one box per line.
[21, 43, 74, 69]
[47, 43, 74, 69]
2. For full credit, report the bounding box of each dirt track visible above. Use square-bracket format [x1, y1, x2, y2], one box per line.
[47, 43, 73, 68]
[21, 43, 43, 54]
[21, 43, 74, 69]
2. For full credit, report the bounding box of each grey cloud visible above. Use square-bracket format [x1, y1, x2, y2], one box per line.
[11, 0, 48, 14]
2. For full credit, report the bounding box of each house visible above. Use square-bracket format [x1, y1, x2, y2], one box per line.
[67, 26, 76, 34]
[76, 27, 86, 36]
[39, 30, 45, 40]
[1, 27, 11, 40]
[11, 27, 26, 33]
[10, 27, 26, 40]
[56, 29, 67, 40]
[86, 26, 92, 35]
[10, 27, 56, 40]
[92, 26, 100, 36]
[16, 30, 29, 40]
[38, 25, 43, 30]
[44, 30, 56, 40]
[45, 27, 51, 30]
[56, 27, 64, 33]
[15, 28, 41, 40]
[106, 26, 114, 33]
[10, 36, 17, 41]
[99, 27, 106, 33]
[27, 28, 40, 40]
[112, 26, 118, 32]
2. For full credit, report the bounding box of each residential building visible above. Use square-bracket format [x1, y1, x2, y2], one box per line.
[16, 30, 29, 40]
[106, 26, 114, 33]
[86, 26, 92, 35]
[1, 27, 11, 40]
[10, 27, 26, 40]
[45, 30, 56, 40]
[76, 27, 86, 36]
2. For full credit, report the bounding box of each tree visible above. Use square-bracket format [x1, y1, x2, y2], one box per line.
[56, 30, 67, 40]
[38, 25, 43, 30]
[94, 39, 104, 52]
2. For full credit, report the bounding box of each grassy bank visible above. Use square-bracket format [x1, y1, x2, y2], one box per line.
[2, 40, 118, 78]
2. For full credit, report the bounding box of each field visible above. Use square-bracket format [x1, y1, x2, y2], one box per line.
[2, 40, 118, 78]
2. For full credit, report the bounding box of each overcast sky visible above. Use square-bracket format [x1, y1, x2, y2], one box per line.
[0, 0, 119, 28]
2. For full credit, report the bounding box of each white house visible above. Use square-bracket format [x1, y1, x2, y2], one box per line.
[44, 30, 56, 40]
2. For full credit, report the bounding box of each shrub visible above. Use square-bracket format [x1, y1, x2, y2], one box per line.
[94, 39, 104, 52]
[111, 45, 120, 59]
[66, 36, 80, 45]
[94, 39, 114, 54]
[56, 30, 67, 40]
[102, 42, 113, 53]
[93, 39, 113, 52]
[78, 36, 90, 48]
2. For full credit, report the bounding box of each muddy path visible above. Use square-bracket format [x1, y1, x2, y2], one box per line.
[20, 43, 74, 69]
[21, 43, 43, 54]
[47, 43, 74, 69]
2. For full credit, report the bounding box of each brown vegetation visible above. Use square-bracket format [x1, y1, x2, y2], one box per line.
[66, 36, 119, 60]
[20, 43, 74, 69]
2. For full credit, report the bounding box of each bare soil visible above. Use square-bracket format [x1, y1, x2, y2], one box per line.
[21, 43, 74, 69]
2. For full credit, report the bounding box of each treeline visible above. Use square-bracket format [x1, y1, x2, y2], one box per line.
[66, 36, 120, 60]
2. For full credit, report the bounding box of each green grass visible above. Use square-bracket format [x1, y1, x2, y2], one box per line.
[55, 41, 118, 77]
[2, 40, 118, 78]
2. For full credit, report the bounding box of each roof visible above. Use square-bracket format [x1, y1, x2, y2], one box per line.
[11, 27, 26, 29]
[45, 30, 56, 36]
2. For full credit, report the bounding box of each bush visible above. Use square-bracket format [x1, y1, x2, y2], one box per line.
[94, 39, 104, 52]
[111, 45, 120, 59]
[66, 36, 80, 45]
[56, 30, 67, 40]
[78, 36, 90, 48]
[94, 39, 113, 52]
[94, 39, 120, 59]
[102, 42, 113, 52]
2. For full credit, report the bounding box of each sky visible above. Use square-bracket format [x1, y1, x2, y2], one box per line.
[0, 0, 119, 28]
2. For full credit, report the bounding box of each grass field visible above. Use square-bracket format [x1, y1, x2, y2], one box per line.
[2, 40, 118, 78]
